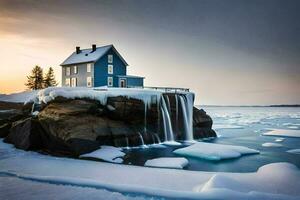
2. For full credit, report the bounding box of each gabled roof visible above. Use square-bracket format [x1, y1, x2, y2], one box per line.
[60, 44, 128, 66]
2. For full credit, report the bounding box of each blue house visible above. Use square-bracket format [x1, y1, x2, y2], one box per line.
[61, 44, 144, 88]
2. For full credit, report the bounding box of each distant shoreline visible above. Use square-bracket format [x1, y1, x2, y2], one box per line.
[198, 105, 300, 108]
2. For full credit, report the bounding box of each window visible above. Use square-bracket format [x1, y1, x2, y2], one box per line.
[107, 77, 113, 87]
[87, 63, 92, 72]
[74, 66, 77, 74]
[71, 78, 77, 87]
[65, 78, 70, 87]
[66, 67, 71, 76]
[108, 54, 113, 63]
[87, 76, 92, 87]
[108, 64, 113, 74]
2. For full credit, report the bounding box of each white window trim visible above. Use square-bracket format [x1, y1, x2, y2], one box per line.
[108, 54, 113, 63]
[71, 77, 77, 87]
[65, 78, 70, 87]
[107, 77, 113, 87]
[119, 78, 126, 88]
[87, 63, 92, 73]
[66, 67, 71, 76]
[108, 64, 113, 74]
[74, 66, 77, 74]
[87, 76, 92, 87]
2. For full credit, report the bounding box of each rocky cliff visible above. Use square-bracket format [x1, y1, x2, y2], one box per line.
[1, 93, 216, 156]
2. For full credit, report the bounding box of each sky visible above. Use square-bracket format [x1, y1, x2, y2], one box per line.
[0, 0, 299, 105]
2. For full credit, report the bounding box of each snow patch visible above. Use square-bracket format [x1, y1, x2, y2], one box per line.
[263, 129, 300, 138]
[144, 157, 189, 169]
[198, 162, 300, 198]
[287, 149, 300, 154]
[275, 138, 285, 142]
[0, 139, 300, 200]
[0, 90, 38, 103]
[213, 124, 244, 130]
[262, 143, 283, 147]
[80, 146, 125, 163]
[173, 142, 259, 161]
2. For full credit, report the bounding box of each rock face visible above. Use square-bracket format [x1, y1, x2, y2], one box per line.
[4, 118, 43, 150]
[2, 94, 216, 156]
[193, 108, 217, 138]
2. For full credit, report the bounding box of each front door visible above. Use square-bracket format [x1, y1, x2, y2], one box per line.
[120, 79, 126, 88]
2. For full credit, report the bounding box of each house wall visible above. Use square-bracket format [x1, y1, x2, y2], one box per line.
[127, 77, 144, 87]
[94, 48, 127, 87]
[61, 63, 94, 87]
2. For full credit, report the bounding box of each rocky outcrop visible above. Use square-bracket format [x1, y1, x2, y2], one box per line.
[2, 94, 216, 156]
[4, 118, 43, 150]
[193, 108, 217, 138]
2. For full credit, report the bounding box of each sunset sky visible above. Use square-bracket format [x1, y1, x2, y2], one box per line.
[0, 0, 299, 105]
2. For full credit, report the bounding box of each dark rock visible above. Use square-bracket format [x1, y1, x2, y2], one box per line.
[193, 107, 213, 128]
[4, 118, 43, 150]
[192, 107, 216, 139]
[36, 99, 149, 155]
[193, 127, 217, 138]
[0, 123, 11, 138]
[67, 138, 100, 155]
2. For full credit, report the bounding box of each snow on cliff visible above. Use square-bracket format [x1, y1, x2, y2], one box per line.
[0, 87, 193, 106]
[0, 87, 190, 105]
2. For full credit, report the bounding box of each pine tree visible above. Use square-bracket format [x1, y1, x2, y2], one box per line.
[43, 67, 58, 88]
[25, 65, 44, 90]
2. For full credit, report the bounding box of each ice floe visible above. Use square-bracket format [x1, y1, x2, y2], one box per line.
[196, 162, 300, 199]
[287, 149, 300, 155]
[275, 138, 285, 142]
[213, 124, 244, 130]
[0, 140, 299, 200]
[173, 142, 259, 161]
[144, 157, 189, 169]
[262, 142, 283, 147]
[80, 146, 125, 163]
[263, 129, 300, 138]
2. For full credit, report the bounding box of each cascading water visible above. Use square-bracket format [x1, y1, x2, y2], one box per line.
[178, 94, 194, 141]
[137, 132, 146, 147]
[161, 96, 175, 141]
[144, 104, 147, 134]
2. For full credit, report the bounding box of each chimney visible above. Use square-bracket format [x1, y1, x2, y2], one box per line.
[76, 46, 81, 54]
[92, 44, 96, 52]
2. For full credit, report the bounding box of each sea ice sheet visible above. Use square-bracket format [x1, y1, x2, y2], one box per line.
[263, 129, 300, 138]
[173, 142, 259, 161]
[144, 157, 188, 169]
[80, 146, 125, 163]
[262, 143, 283, 147]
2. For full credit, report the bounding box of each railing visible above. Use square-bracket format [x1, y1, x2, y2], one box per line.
[127, 86, 189, 93]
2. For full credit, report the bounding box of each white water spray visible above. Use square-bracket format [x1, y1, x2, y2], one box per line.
[161, 96, 175, 141]
[179, 94, 194, 141]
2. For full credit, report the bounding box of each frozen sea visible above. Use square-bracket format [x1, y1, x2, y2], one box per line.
[1, 106, 300, 200]
[125, 106, 300, 172]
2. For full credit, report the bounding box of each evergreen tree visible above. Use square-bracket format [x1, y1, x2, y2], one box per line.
[25, 65, 44, 90]
[43, 67, 58, 88]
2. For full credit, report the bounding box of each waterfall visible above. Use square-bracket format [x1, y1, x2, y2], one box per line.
[144, 103, 147, 134]
[161, 96, 175, 141]
[165, 95, 171, 113]
[137, 132, 147, 147]
[154, 133, 161, 144]
[175, 94, 179, 134]
[125, 137, 129, 149]
[178, 94, 194, 141]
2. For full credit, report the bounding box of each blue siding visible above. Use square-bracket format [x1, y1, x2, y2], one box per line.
[127, 77, 144, 87]
[94, 48, 127, 87]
